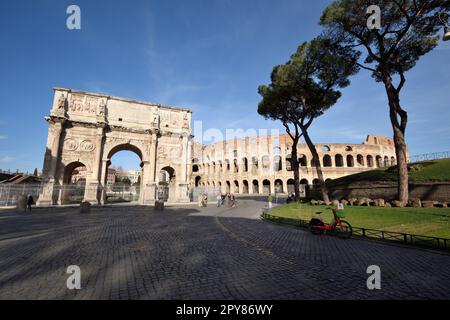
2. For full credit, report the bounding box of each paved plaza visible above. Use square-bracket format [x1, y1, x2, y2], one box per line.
[0, 198, 449, 300]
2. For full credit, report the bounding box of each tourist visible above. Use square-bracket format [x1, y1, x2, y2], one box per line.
[216, 194, 221, 207]
[203, 193, 208, 207]
[27, 194, 34, 211]
[267, 194, 273, 209]
[230, 194, 236, 207]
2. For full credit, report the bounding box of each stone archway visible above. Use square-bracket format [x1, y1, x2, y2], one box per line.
[37, 87, 192, 206]
[103, 143, 144, 204]
[58, 161, 88, 205]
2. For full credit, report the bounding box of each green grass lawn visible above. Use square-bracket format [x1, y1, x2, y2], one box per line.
[409, 158, 450, 181]
[269, 203, 450, 239]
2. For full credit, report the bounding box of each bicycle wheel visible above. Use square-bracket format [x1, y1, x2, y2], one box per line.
[333, 220, 352, 239]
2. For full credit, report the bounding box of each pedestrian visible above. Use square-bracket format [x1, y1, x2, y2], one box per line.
[267, 193, 273, 209]
[221, 194, 226, 205]
[216, 194, 221, 207]
[27, 194, 34, 211]
[203, 193, 208, 207]
[230, 194, 236, 207]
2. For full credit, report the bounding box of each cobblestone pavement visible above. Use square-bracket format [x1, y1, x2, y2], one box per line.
[0, 198, 449, 300]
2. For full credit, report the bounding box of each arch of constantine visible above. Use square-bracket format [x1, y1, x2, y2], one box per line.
[37, 88, 398, 205]
[37, 87, 192, 206]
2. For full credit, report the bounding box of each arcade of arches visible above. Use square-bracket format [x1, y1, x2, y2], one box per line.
[37, 88, 400, 205]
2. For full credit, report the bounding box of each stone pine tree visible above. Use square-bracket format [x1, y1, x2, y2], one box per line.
[320, 0, 449, 204]
[258, 37, 359, 202]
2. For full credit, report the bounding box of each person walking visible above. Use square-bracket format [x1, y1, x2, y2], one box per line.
[267, 194, 273, 209]
[203, 193, 208, 207]
[216, 194, 222, 207]
[230, 194, 236, 208]
[27, 194, 34, 211]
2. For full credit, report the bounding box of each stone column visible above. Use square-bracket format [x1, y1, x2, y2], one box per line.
[259, 179, 264, 195]
[282, 179, 288, 194]
[99, 159, 109, 205]
[83, 126, 105, 204]
[140, 133, 158, 205]
[177, 134, 190, 203]
[37, 119, 65, 206]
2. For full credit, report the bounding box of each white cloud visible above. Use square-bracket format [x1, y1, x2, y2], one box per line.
[0, 156, 14, 163]
[0, 134, 7, 140]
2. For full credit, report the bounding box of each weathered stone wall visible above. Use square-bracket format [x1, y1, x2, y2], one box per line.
[308, 183, 450, 202]
[192, 134, 400, 195]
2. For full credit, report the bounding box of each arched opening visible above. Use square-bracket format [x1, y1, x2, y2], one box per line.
[225, 159, 230, 172]
[300, 178, 309, 185]
[346, 155, 354, 167]
[226, 181, 231, 193]
[192, 164, 199, 173]
[273, 146, 281, 155]
[323, 155, 332, 167]
[60, 161, 87, 204]
[274, 179, 283, 193]
[285, 155, 292, 171]
[384, 156, 390, 167]
[321, 145, 331, 152]
[242, 157, 248, 172]
[252, 180, 259, 194]
[273, 155, 282, 171]
[391, 156, 396, 166]
[287, 179, 295, 193]
[233, 159, 239, 173]
[299, 155, 307, 167]
[233, 180, 239, 193]
[345, 146, 353, 152]
[195, 176, 201, 187]
[357, 154, 364, 166]
[106, 145, 143, 204]
[263, 179, 271, 194]
[376, 155, 383, 168]
[367, 155, 374, 167]
[335, 154, 344, 167]
[158, 166, 175, 202]
[262, 155, 270, 170]
[312, 178, 320, 185]
[251, 156, 259, 174]
[242, 180, 249, 194]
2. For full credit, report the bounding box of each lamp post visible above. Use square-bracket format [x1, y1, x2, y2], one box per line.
[439, 13, 450, 42]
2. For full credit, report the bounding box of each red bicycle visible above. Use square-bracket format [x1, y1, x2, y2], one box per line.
[309, 207, 353, 239]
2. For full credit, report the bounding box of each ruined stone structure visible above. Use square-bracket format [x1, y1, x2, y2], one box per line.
[37, 87, 192, 206]
[191, 134, 399, 195]
[38, 88, 400, 205]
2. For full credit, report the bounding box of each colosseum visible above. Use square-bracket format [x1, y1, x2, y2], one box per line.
[190, 134, 399, 196]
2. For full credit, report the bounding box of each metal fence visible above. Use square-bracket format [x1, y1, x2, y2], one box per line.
[0, 184, 42, 207]
[261, 212, 450, 252]
[0, 183, 141, 207]
[409, 151, 450, 163]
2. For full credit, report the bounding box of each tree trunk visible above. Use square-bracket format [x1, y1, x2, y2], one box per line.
[384, 78, 409, 205]
[291, 138, 301, 201]
[301, 128, 330, 203]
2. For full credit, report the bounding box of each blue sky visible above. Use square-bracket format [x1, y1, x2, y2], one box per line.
[0, 0, 449, 172]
